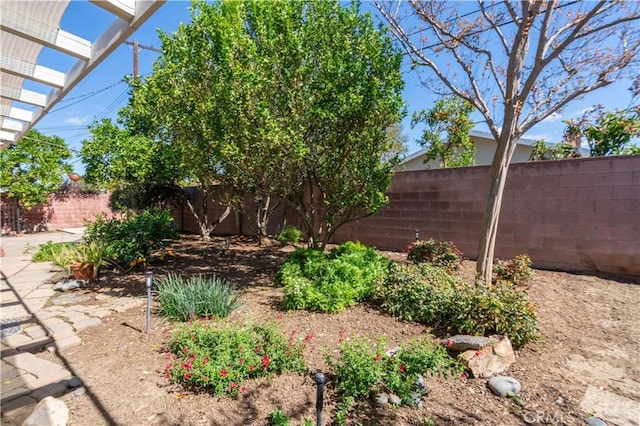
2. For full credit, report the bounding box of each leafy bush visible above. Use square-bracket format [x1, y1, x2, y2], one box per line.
[267, 408, 290, 426]
[277, 241, 390, 313]
[326, 335, 463, 422]
[379, 264, 538, 347]
[404, 239, 463, 272]
[493, 254, 535, 286]
[165, 321, 306, 396]
[84, 210, 179, 267]
[26, 241, 77, 263]
[276, 225, 302, 245]
[156, 273, 243, 321]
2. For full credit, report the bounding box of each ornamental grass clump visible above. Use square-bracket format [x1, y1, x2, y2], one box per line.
[165, 321, 307, 396]
[277, 241, 390, 313]
[156, 273, 243, 321]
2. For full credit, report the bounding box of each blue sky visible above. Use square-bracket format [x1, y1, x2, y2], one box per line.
[31, 1, 638, 174]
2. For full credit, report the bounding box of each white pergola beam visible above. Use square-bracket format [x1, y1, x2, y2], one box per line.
[0, 130, 16, 143]
[0, 57, 66, 88]
[0, 6, 92, 60]
[89, 0, 135, 21]
[0, 87, 47, 108]
[7, 106, 37, 123]
[2, 118, 27, 132]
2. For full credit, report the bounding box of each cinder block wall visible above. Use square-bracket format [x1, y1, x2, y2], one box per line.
[334, 156, 639, 280]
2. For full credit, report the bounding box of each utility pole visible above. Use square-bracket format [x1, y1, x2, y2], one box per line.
[124, 40, 162, 81]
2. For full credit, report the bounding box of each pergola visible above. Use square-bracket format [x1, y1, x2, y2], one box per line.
[0, 0, 165, 147]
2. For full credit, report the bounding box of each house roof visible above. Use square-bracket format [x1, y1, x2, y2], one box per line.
[0, 0, 165, 147]
[399, 128, 589, 165]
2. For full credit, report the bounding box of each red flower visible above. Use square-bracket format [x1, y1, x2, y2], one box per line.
[202, 356, 209, 364]
[461, 372, 468, 379]
[262, 354, 271, 369]
[474, 351, 480, 358]
[165, 371, 170, 379]
[445, 340, 453, 348]
[249, 365, 255, 372]
[182, 346, 189, 355]
[240, 385, 247, 393]
[230, 382, 238, 389]
[220, 369, 228, 378]
[399, 364, 406, 373]
[276, 314, 283, 320]
[303, 333, 314, 343]
[374, 353, 382, 362]
[239, 358, 245, 365]
[183, 372, 191, 380]
[165, 352, 173, 359]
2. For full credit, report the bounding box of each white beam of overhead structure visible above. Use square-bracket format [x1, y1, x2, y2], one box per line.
[0, 0, 166, 146]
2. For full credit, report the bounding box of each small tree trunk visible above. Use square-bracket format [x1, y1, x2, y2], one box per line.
[476, 137, 518, 285]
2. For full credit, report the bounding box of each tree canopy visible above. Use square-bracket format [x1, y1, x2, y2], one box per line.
[412, 96, 475, 168]
[133, 0, 405, 248]
[0, 129, 72, 211]
[376, 0, 640, 283]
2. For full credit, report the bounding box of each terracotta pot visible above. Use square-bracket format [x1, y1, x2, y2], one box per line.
[69, 173, 81, 182]
[70, 262, 94, 281]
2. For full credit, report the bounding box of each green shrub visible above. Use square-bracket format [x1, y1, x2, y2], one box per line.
[156, 273, 243, 321]
[404, 239, 463, 272]
[276, 226, 302, 245]
[493, 254, 535, 286]
[277, 241, 390, 313]
[379, 264, 538, 347]
[84, 210, 179, 267]
[379, 264, 458, 324]
[267, 408, 290, 426]
[165, 321, 306, 396]
[326, 335, 463, 422]
[26, 241, 78, 263]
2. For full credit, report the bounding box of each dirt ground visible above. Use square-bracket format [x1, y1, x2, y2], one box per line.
[35, 235, 639, 425]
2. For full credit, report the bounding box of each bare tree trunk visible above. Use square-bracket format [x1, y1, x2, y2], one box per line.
[476, 137, 518, 284]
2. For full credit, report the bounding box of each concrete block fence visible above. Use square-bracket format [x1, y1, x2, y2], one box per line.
[2, 155, 638, 280]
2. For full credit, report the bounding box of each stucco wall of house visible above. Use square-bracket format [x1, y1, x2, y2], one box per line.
[398, 137, 536, 171]
[334, 155, 639, 281]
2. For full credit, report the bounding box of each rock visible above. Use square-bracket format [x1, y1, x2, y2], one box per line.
[22, 396, 69, 426]
[409, 392, 423, 408]
[445, 335, 494, 352]
[458, 335, 515, 378]
[488, 376, 521, 397]
[53, 279, 83, 292]
[414, 374, 425, 392]
[373, 393, 388, 406]
[68, 377, 82, 388]
[385, 347, 401, 357]
[388, 394, 401, 405]
[556, 396, 564, 405]
[584, 417, 607, 426]
[73, 387, 86, 397]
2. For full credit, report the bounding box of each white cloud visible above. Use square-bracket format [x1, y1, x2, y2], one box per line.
[64, 116, 89, 125]
[541, 112, 562, 123]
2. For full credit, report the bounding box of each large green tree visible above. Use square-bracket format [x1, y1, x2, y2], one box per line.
[0, 130, 72, 231]
[412, 96, 475, 168]
[134, 0, 405, 248]
[565, 106, 640, 157]
[377, 0, 640, 283]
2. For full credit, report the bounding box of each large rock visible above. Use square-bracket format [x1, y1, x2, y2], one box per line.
[445, 335, 495, 352]
[22, 396, 69, 426]
[488, 376, 521, 397]
[458, 335, 515, 378]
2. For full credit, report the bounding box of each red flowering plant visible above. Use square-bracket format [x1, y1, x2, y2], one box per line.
[404, 239, 463, 273]
[165, 320, 306, 397]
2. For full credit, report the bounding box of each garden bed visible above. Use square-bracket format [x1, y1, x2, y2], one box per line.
[37, 235, 639, 425]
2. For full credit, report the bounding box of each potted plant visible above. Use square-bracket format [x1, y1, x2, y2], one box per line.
[67, 241, 110, 281]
